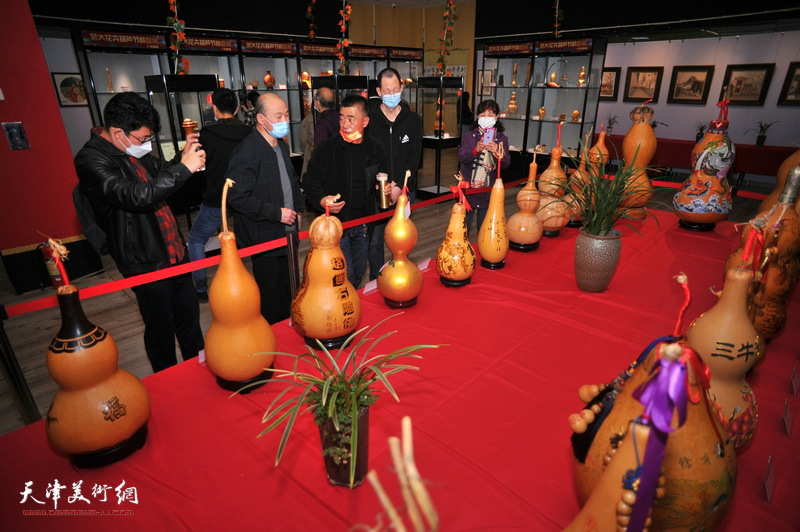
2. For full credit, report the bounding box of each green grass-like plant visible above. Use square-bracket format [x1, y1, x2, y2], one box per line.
[256, 314, 438, 488]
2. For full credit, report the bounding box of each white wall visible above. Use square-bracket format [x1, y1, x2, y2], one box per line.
[39, 33, 93, 157]
[599, 31, 800, 147]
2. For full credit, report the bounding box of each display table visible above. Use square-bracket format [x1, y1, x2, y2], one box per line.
[1, 209, 798, 531]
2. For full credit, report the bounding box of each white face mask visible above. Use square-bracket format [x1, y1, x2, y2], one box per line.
[478, 116, 496, 130]
[123, 133, 152, 159]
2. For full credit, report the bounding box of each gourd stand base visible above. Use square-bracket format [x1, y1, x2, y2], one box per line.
[510, 241, 540, 252]
[383, 297, 418, 309]
[440, 276, 471, 287]
[481, 259, 506, 269]
[305, 334, 351, 351]
[214, 366, 274, 393]
[679, 219, 716, 232]
[566, 219, 583, 228]
[542, 230, 561, 237]
[71, 423, 148, 469]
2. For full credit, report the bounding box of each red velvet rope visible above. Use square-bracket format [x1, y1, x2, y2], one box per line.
[2, 178, 768, 319]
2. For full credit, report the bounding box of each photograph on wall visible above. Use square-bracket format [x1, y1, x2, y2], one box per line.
[599, 67, 621, 101]
[623, 67, 664, 103]
[478, 69, 495, 98]
[2, 122, 31, 150]
[719, 63, 775, 106]
[777, 61, 800, 106]
[667, 65, 714, 105]
[51, 72, 88, 107]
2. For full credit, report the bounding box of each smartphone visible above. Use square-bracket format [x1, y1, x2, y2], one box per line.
[482, 127, 495, 145]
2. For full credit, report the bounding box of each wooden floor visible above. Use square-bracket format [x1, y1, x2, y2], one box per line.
[0, 148, 767, 436]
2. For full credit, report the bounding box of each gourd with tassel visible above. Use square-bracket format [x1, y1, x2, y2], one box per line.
[205, 180, 276, 391]
[437, 173, 477, 286]
[292, 195, 362, 349]
[379, 171, 424, 307]
[45, 240, 151, 467]
[478, 144, 509, 268]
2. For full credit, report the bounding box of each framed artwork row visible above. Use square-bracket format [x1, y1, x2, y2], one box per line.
[600, 62, 797, 106]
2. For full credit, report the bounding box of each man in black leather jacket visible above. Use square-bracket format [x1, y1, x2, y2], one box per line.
[74, 92, 207, 373]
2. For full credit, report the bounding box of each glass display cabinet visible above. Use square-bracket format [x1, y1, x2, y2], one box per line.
[75, 29, 170, 127]
[388, 47, 424, 116]
[240, 39, 302, 154]
[145, 74, 219, 221]
[417, 75, 463, 196]
[180, 36, 240, 92]
[480, 42, 534, 179]
[527, 37, 607, 164]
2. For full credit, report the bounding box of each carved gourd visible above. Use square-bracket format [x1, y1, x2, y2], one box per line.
[378, 194, 424, 307]
[292, 214, 362, 348]
[47, 285, 151, 467]
[588, 128, 610, 178]
[536, 193, 569, 237]
[538, 145, 568, 196]
[508, 156, 543, 251]
[571, 342, 736, 530]
[621, 104, 656, 219]
[685, 267, 764, 448]
[758, 147, 800, 213]
[205, 231, 277, 390]
[478, 178, 509, 268]
[436, 202, 477, 286]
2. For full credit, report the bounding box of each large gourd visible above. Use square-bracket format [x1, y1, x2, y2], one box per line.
[437, 200, 477, 286]
[478, 176, 509, 268]
[508, 154, 543, 251]
[620, 103, 656, 219]
[205, 180, 276, 390]
[758, 147, 800, 213]
[377, 192, 424, 307]
[45, 244, 150, 467]
[292, 213, 362, 348]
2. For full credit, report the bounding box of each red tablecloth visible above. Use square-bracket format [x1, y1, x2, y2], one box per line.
[598, 134, 796, 177]
[1, 209, 799, 531]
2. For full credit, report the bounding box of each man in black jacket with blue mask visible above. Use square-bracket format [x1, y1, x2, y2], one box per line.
[367, 67, 422, 280]
[74, 92, 207, 373]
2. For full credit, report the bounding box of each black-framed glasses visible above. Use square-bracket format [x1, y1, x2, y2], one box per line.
[128, 132, 155, 144]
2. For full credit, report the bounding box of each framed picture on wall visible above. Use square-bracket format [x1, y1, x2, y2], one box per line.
[599, 67, 621, 101]
[623, 66, 664, 103]
[666, 65, 714, 105]
[719, 63, 775, 106]
[51, 72, 88, 107]
[478, 69, 494, 99]
[777, 61, 800, 106]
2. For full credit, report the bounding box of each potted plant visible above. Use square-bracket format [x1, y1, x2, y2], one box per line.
[257, 315, 437, 488]
[605, 113, 619, 135]
[695, 121, 707, 142]
[559, 146, 655, 292]
[745, 121, 779, 146]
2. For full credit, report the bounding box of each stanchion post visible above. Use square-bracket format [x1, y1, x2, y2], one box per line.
[287, 220, 300, 298]
[0, 305, 41, 425]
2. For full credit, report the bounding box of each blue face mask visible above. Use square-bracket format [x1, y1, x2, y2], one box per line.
[262, 115, 289, 138]
[382, 92, 402, 109]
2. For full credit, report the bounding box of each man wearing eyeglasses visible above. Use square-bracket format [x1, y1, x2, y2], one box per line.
[74, 92, 207, 373]
[366, 67, 422, 280]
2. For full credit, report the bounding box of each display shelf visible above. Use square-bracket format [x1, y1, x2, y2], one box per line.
[417, 75, 463, 197]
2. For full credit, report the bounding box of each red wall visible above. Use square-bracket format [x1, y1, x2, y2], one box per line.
[0, 0, 82, 252]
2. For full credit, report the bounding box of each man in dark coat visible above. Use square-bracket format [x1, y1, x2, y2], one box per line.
[303, 94, 388, 288]
[187, 88, 252, 301]
[225, 93, 303, 324]
[74, 92, 206, 373]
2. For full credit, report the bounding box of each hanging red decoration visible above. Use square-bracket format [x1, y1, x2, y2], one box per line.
[436, 1, 457, 76]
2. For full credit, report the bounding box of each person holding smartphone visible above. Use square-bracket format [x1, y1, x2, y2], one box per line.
[457, 99, 511, 236]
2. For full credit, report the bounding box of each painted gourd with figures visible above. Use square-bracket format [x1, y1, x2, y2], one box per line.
[684, 266, 764, 449]
[478, 178, 510, 268]
[673, 103, 735, 230]
[569, 338, 736, 530]
[437, 202, 477, 286]
[292, 214, 362, 348]
[47, 285, 151, 467]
